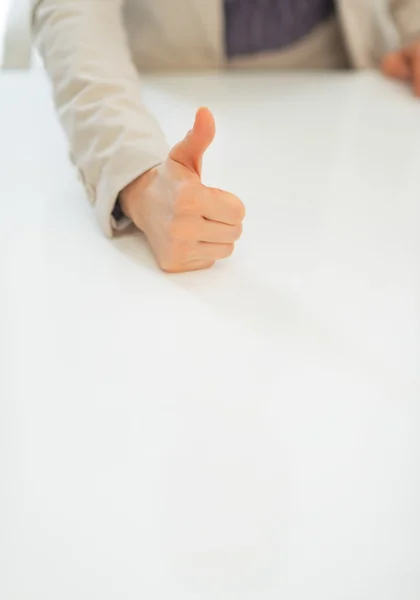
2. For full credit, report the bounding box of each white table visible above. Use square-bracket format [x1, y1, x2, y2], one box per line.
[0, 71, 419, 600]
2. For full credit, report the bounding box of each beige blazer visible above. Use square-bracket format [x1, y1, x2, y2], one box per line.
[30, 0, 420, 236]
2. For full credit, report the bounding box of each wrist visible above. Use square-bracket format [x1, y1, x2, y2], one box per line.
[119, 166, 159, 230]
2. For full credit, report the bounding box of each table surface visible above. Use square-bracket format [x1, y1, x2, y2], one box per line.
[0, 70, 419, 600]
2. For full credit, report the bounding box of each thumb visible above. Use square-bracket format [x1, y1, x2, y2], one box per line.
[169, 107, 216, 178]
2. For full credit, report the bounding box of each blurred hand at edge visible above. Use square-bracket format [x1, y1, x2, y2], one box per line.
[382, 39, 420, 96]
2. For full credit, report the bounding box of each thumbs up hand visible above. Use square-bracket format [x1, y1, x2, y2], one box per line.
[381, 40, 420, 97]
[120, 108, 246, 273]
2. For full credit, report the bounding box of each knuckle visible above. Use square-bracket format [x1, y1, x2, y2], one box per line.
[232, 223, 243, 241]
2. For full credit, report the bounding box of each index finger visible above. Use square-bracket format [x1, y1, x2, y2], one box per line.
[201, 187, 246, 225]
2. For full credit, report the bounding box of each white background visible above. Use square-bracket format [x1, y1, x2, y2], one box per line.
[1, 70, 419, 600]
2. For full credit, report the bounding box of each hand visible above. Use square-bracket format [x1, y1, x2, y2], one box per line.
[381, 40, 420, 97]
[120, 107, 245, 273]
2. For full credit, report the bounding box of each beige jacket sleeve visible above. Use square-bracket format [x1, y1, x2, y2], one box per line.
[391, 0, 420, 44]
[32, 0, 169, 237]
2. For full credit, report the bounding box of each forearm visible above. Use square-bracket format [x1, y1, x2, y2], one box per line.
[32, 0, 169, 236]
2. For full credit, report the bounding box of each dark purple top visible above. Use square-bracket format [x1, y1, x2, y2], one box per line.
[224, 0, 335, 57]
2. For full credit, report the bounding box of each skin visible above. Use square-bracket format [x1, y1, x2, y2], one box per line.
[381, 40, 420, 97]
[120, 107, 245, 273]
[122, 46, 420, 273]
